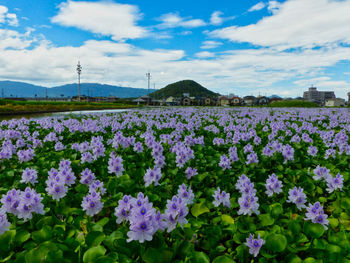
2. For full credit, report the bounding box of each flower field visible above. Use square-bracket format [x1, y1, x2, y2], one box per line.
[0, 107, 350, 263]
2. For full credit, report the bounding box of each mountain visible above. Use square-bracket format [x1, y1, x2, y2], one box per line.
[0, 80, 155, 98]
[149, 80, 218, 99]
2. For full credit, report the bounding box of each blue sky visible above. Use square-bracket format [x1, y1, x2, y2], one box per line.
[0, 0, 350, 98]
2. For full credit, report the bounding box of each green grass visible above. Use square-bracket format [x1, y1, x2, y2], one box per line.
[268, 100, 319, 108]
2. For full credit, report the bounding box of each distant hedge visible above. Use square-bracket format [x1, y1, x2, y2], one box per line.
[268, 100, 319, 108]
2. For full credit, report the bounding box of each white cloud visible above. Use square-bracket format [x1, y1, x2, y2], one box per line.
[51, 1, 147, 41]
[210, 11, 224, 25]
[248, 2, 266, 12]
[156, 13, 206, 29]
[195, 51, 215, 58]
[210, 0, 350, 50]
[0, 5, 18, 26]
[201, 40, 222, 49]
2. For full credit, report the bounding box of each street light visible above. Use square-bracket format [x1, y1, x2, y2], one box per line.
[76, 61, 82, 102]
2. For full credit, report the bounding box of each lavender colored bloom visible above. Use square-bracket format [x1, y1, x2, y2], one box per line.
[238, 194, 260, 215]
[45, 172, 68, 201]
[133, 142, 144, 153]
[17, 148, 35, 163]
[165, 196, 188, 233]
[287, 187, 307, 210]
[127, 217, 154, 243]
[244, 144, 254, 154]
[185, 167, 197, 179]
[219, 154, 231, 170]
[304, 202, 329, 230]
[246, 152, 258, 165]
[108, 153, 124, 177]
[326, 173, 344, 193]
[59, 167, 76, 187]
[20, 168, 38, 185]
[307, 146, 318, 157]
[80, 168, 96, 185]
[1, 189, 21, 215]
[89, 180, 106, 195]
[265, 173, 283, 197]
[82, 191, 103, 216]
[212, 187, 231, 208]
[313, 165, 330, 181]
[81, 152, 94, 163]
[144, 166, 162, 187]
[54, 141, 66, 151]
[228, 146, 239, 162]
[0, 212, 11, 235]
[17, 187, 45, 221]
[325, 148, 336, 159]
[245, 233, 265, 257]
[177, 184, 194, 205]
[114, 195, 132, 223]
[282, 144, 294, 163]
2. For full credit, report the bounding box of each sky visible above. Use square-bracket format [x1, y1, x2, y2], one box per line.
[1, 0, 350, 98]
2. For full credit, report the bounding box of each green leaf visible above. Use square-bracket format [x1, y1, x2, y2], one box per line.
[221, 214, 235, 225]
[83, 246, 106, 263]
[96, 217, 109, 227]
[258, 214, 274, 227]
[14, 230, 30, 245]
[265, 233, 287, 252]
[270, 203, 283, 218]
[85, 231, 106, 247]
[32, 226, 52, 243]
[191, 252, 210, 263]
[341, 198, 350, 210]
[212, 255, 235, 263]
[285, 254, 302, 263]
[303, 221, 325, 239]
[191, 202, 210, 217]
[0, 230, 16, 252]
[142, 248, 173, 263]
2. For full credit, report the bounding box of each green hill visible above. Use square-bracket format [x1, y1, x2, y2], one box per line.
[149, 80, 218, 99]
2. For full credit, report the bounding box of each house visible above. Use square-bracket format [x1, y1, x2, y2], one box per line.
[269, 97, 283, 103]
[243, 96, 257, 106]
[218, 96, 230, 106]
[230, 96, 242, 106]
[165, 96, 177, 106]
[303, 86, 335, 105]
[205, 97, 213, 106]
[194, 97, 206, 106]
[348, 92, 350, 103]
[325, 98, 345, 107]
[181, 96, 192, 106]
[257, 96, 270, 105]
[133, 98, 146, 105]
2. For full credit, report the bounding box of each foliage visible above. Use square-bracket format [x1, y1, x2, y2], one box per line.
[268, 100, 319, 108]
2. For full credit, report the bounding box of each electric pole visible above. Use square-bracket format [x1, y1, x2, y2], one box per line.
[1, 88, 4, 98]
[146, 72, 151, 95]
[77, 61, 82, 101]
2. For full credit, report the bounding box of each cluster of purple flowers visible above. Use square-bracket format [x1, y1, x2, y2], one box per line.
[185, 167, 197, 179]
[144, 166, 162, 187]
[1, 187, 45, 221]
[313, 165, 343, 193]
[287, 187, 307, 210]
[212, 187, 231, 208]
[45, 159, 76, 201]
[81, 183, 105, 216]
[20, 168, 38, 185]
[265, 173, 283, 197]
[108, 152, 124, 177]
[0, 212, 11, 235]
[17, 148, 35, 163]
[304, 202, 329, 229]
[171, 142, 194, 168]
[236, 174, 260, 215]
[219, 154, 231, 170]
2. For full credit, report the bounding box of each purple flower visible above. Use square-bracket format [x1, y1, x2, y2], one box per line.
[80, 168, 96, 185]
[304, 202, 329, 230]
[246, 152, 259, 165]
[245, 233, 265, 257]
[1, 189, 21, 215]
[54, 141, 66, 151]
[144, 166, 162, 187]
[89, 180, 106, 195]
[127, 218, 154, 243]
[0, 212, 11, 235]
[133, 142, 144, 153]
[326, 173, 343, 193]
[307, 146, 318, 157]
[81, 152, 94, 163]
[20, 168, 38, 185]
[185, 167, 197, 179]
[228, 146, 239, 162]
[265, 173, 283, 197]
[219, 154, 231, 170]
[287, 187, 307, 210]
[81, 191, 103, 216]
[282, 144, 294, 163]
[164, 196, 188, 233]
[177, 184, 194, 205]
[313, 165, 330, 181]
[17, 187, 45, 221]
[108, 153, 124, 177]
[114, 195, 132, 223]
[212, 187, 231, 208]
[238, 194, 260, 216]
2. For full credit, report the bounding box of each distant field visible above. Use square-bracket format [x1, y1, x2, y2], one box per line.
[0, 99, 137, 115]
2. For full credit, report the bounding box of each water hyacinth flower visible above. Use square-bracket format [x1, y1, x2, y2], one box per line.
[287, 187, 307, 210]
[325, 173, 344, 193]
[282, 144, 294, 163]
[164, 196, 188, 233]
[265, 173, 283, 197]
[108, 153, 124, 177]
[1, 189, 21, 216]
[115, 195, 133, 223]
[212, 187, 231, 208]
[307, 146, 318, 157]
[246, 152, 259, 165]
[238, 194, 260, 216]
[185, 167, 197, 179]
[80, 168, 96, 185]
[144, 166, 162, 187]
[304, 202, 329, 230]
[219, 154, 231, 170]
[313, 165, 330, 181]
[245, 233, 265, 257]
[81, 191, 103, 216]
[0, 212, 11, 235]
[89, 180, 106, 195]
[228, 146, 239, 162]
[177, 184, 194, 205]
[20, 168, 38, 185]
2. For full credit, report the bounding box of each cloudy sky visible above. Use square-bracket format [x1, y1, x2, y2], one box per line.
[1, 0, 350, 98]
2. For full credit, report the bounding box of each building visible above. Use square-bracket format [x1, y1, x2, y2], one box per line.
[243, 96, 257, 106]
[257, 96, 270, 105]
[181, 97, 192, 106]
[303, 86, 335, 105]
[165, 96, 177, 106]
[230, 96, 242, 106]
[218, 96, 230, 106]
[325, 98, 345, 107]
[348, 92, 350, 103]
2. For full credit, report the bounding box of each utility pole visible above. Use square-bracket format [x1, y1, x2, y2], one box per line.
[45, 88, 48, 100]
[77, 61, 82, 102]
[1, 88, 4, 98]
[146, 72, 151, 95]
